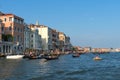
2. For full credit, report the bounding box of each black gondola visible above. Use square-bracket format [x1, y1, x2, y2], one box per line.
[44, 54, 59, 60]
[72, 53, 80, 57]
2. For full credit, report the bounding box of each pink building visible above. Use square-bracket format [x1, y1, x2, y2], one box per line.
[0, 12, 24, 53]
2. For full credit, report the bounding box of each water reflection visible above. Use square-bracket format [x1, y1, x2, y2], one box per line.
[0, 59, 24, 80]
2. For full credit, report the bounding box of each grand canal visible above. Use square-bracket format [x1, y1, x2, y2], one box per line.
[0, 53, 120, 80]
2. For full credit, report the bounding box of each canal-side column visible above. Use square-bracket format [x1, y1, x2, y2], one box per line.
[3, 45, 5, 54]
[0, 46, 2, 53]
[6, 45, 8, 54]
[5, 44, 7, 54]
[8, 45, 9, 53]
[0, 46, 1, 53]
[1, 45, 3, 53]
[10, 45, 12, 54]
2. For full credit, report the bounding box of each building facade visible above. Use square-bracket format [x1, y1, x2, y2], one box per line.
[0, 13, 13, 55]
[58, 32, 66, 51]
[51, 29, 59, 50]
[83, 47, 91, 53]
[24, 25, 42, 51]
[91, 48, 111, 53]
[65, 36, 72, 51]
[24, 25, 31, 50]
[0, 19, 3, 42]
[30, 29, 42, 50]
[29, 24, 53, 50]
[0, 12, 24, 54]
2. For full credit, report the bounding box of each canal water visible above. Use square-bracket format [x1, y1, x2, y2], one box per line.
[0, 53, 120, 80]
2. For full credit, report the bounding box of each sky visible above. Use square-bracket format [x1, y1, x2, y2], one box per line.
[1, 0, 120, 48]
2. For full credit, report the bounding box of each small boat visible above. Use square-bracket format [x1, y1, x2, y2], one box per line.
[27, 54, 44, 59]
[28, 55, 42, 59]
[23, 55, 30, 59]
[93, 56, 102, 60]
[6, 55, 24, 59]
[44, 55, 59, 60]
[44, 56, 59, 60]
[72, 53, 80, 57]
[0, 53, 6, 58]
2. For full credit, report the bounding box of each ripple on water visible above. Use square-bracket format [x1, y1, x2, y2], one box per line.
[55, 70, 65, 75]
[63, 77, 80, 80]
[65, 69, 94, 76]
[29, 74, 57, 80]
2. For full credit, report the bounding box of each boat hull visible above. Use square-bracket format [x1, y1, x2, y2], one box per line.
[44, 55, 59, 60]
[93, 57, 102, 60]
[6, 55, 24, 59]
[72, 53, 80, 57]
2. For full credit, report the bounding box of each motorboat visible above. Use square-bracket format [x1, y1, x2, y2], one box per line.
[93, 56, 102, 60]
[6, 55, 24, 59]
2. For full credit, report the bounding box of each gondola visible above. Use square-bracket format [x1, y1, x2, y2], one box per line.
[44, 55, 59, 60]
[72, 53, 80, 57]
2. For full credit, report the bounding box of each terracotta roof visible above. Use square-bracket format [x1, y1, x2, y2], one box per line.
[0, 13, 24, 20]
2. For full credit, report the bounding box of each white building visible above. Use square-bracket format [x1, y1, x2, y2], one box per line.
[29, 24, 52, 50]
[24, 25, 42, 51]
[29, 21, 72, 51]
[114, 48, 120, 52]
[24, 25, 31, 50]
[65, 36, 72, 51]
[30, 29, 42, 50]
[58, 32, 66, 51]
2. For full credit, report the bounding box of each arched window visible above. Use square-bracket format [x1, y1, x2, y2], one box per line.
[21, 28, 22, 32]
[0, 47, 1, 52]
[4, 18, 6, 22]
[17, 35, 19, 41]
[31, 34, 33, 37]
[14, 47, 16, 49]
[9, 26, 12, 31]
[14, 27, 16, 31]
[18, 28, 19, 32]
[1, 26, 4, 31]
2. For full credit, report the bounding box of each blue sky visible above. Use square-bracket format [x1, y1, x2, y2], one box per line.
[1, 0, 120, 48]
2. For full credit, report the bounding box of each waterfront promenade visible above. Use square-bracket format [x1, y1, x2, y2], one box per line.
[0, 52, 120, 80]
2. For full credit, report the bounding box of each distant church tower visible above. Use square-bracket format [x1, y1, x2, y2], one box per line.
[34, 21, 40, 30]
[36, 21, 39, 25]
